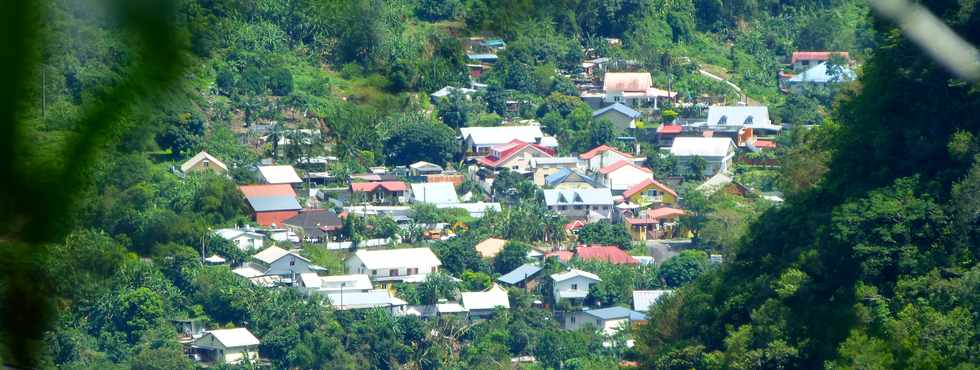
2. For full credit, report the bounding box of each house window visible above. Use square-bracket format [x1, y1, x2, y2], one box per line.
[559, 206, 567, 211]
[289, 259, 296, 266]
[431, 267, 438, 273]
[408, 268, 419, 275]
[596, 319, 602, 326]
[371, 270, 377, 276]
[571, 283, 578, 290]
[570, 316, 576, 324]
[390, 269, 399, 276]
[574, 205, 583, 210]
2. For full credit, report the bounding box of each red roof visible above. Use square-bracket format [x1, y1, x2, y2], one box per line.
[579, 144, 634, 160]
[476, 139, 555, 167]
[625, 217, 660, 225]
[622, 178, 678, 199]
[647, 207, 686, 220]
[565, 220, 586, 231]
[753, 139, 777, 149]
[575, 245, 639, 265]
[240, 184, 296, 198]
[544, 250, 574, 263]
[702, 130, 714, 137]
[656, 125, 683, 134]
[597, 160, 652, 175]
[351, 181, 407, 192]
[791, 51, 850, 64]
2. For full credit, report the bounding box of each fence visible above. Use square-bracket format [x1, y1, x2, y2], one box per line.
[324, 238, 394, 250]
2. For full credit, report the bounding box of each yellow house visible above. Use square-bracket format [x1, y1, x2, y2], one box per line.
[625, 207, 686, 241]
[180, 151, 228, 174]
[622, 178, 677, 207]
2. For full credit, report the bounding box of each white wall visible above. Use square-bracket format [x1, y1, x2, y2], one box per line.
[553, 276, 598, 302]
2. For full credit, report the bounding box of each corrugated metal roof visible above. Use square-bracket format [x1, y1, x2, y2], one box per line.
[582, 306, 647, 321]
[543, 188, 613, 206]
[247, 196, 302, 212]
[497, 264, 543, 285]
[592, 103, 641, 119]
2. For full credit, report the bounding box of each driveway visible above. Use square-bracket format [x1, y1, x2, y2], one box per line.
[646, 239, 692, 265]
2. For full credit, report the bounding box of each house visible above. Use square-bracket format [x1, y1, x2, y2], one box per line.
[467, 53, 498, 64]
[346, 248, 443, 285]
[259, 165, 303, 185]
[579, 145, 642, 173]
[598, 72, 673, 109]
[430, 86, 477, 102]
[409, 161, 444, 176]
[622, 178, 678, 207]
[461, 284, 511, 319]
[551, 269, 601, 304]
[497, 264, 544, 288]
[531, 157, 581, 186]
[575, 245, 639, 265]
[460, 126, 556, 155]
[632, 290, 673, 312]
[475, 139, 556, 173]
[410, 182, 460, 204]
[474, 237, 508, 259]
[784, 61, 856, 92]
[543, 188, 615, 221]
[406, 303, 468, 319]
[233, 246, 320, 282]
[563, 307, 647, 336]
[670, 137, 737, 177]
[596, 161, 653, 194]
[189, 328, 260, 365]
[326, 289, 409, 315]
[625, 207, 686, 241]
[350, 181, 408, 205]
[180, 151, 228, 174]
[295, 273, 373, 296]
[656, 125, 683, 147]
[282, 209, 343, 243]
[703, 106, 781, 136]
[239, 184, 302, 226]
[790, 51, 850, 71]
[214, 227, 265, 251]
[592, 103, 643, 133]
[544, 168, 601, 189]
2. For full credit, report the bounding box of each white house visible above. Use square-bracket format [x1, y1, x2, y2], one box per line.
[599, 72, 673, 109]
[579, 145, 643, 173]
[632, 289, 673, 312]
[295, 273, 373, 296]
[180, 151, 228, 174]
[551, 269, 602, 303]
[461, 284, 510, 319]
[346, 248, 443, 284]
[410, 182, 460, 204]
[189, 328, 260, 365]
[325, 289, 409, 315]
[214, 228, 265, 251]
[474, 139, 555, 173]
[460, 126, 557, 155]
[563, 307, 647, 336]
[543, 188, 614, 221]
[595, 160, 653, 194]
[233, 246, 319, 282]
[258, 165, 303, 184]
[669, 137, 737, 177]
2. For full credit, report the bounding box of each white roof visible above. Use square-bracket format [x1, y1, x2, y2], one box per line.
[232, 266, 265, 278]
[298, 272, 322, 288]
[204, 255, 227, 264]
[461, 284, 511, 310]
[352, 248, 442, 270]
[204, 328, 260, 348]
[326, 290, 407, 310]
[460, 126, 544, 146]
[259, 165, 303, 184]
[531, 157, 579, 167]
[252, 246, 308, 264]
[214, 228, 264, 240]
[180, 151, 228, 173]
[551, 269, 601, 282]
[633, 289, 673, 312]
[543, 188, 614, 207]
[539, 136, 559, 148]
[670, 137, 736, 157]
[319, 274, 373, 291]
[411, 182, 460, 204]
[704, 106, 780, 131]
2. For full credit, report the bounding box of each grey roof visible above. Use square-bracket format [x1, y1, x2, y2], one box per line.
[544, 168, 599, 188]
[592, 103, 641, 119]
[325, 290, 407, 310]
[788, 62, 856, 83]
[283, 209, 343, 234]
[411, 182, 459, 204]
[632, 290, 672, 312]
[497, 264, 544, 285]
[247, 196, 302, 212]
[431, 86, 477, 98]
[543, 188, 613, 207]
[583, 306, 647, 321]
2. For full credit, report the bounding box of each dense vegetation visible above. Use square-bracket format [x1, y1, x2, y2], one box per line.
[4, 0, 974, 368]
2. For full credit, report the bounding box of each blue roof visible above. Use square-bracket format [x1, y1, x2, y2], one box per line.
[788, 62, 856, 83]
[247, 196, 302, 212]
[592, 103, 641, 119]
[544, 168, 599, 188]
[583, 306, 647, 321]
[497, 264, 543, 285]
[481, 39, 506, 47]
[467, 54, 498, 62]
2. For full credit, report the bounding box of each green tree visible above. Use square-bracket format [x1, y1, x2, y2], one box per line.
[494, 241, 531, 274]
[384, 115, 457, 165]
[658, 250, 708, 287]
[576, 221, 632, 250]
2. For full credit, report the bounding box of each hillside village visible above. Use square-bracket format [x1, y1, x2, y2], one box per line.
[169, 42, 856, 366]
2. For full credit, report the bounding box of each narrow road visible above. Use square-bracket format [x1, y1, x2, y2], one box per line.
[699, 69, 744, 101]
[646, 239, 692, 265]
